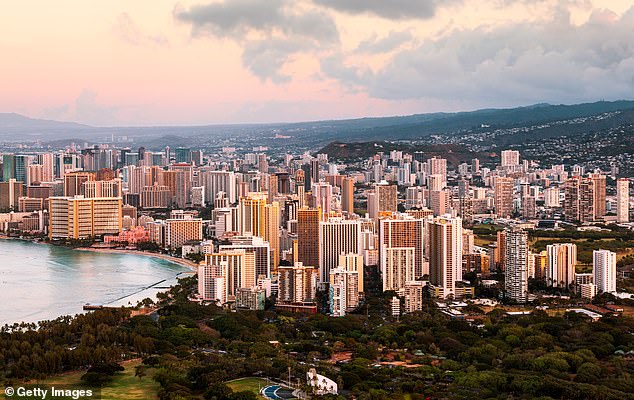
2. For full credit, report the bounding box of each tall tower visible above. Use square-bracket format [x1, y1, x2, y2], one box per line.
[297, 207, 320, 267]
[546, 243, 577, 288]
[374, 182, 397, 216]
[239, 192, 267, 236]
[504, 228, 529, 303]
[500, 150, 520, 167]
[428, 216, 463, 299]
[494, 176, 514, 218]
[295, 169, 306, 208]
[589, 173, 606, 220]
[379, 216, 426, 292]
[312, 182, 333, 218]
[319, 218, 362, 283]
[264, 201, 280, 272]
[617, 178, 629, 223]
[593, 249, 616, 294]
[341, 177, 354, 214]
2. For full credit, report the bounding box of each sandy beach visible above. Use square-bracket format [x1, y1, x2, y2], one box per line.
[73, 247, 200, 272]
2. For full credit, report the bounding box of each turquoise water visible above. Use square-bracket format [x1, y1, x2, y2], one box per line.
[0, 240, 190, 325]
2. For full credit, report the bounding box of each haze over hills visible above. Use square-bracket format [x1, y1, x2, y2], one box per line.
[0, 112, 90, 131]
[1, 100, 634, 150]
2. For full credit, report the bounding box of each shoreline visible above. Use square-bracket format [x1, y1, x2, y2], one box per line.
[73, 247, 200, 272]
[0, 238, 200, 325]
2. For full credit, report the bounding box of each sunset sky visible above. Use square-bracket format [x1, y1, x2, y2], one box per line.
[1, 0, 633, 126]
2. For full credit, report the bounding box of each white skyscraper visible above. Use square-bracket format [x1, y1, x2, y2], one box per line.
[504, 228, 529, 302]
[318, 218, 362, 283]
[200, 170, 237, 205]
[593, 249, 616, 294]
[617, 178, 629, 223]
[428, 216, 463, 299]
[312, 182, 333, 217]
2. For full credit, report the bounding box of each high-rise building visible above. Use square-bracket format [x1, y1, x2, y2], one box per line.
[48, 196, 122, 239]
[375, 182, 398, 215]
[494, 176, 514, 218]
[544, 187, 560, 208]
[297, 207, 320, 267]
[338, 253, 364, 295]
[504, 228, 529, 302]
[312, 182, 333, 217]
[83, 179, 122, 198]
[295, 169, 306, 207]
[277, 262, 317, 304]
[564, 176, 595, 223]
[198, 264, 226, 304]
[589, 173, 606, 219]
[219, 235, 271, 280]
[404, 280, 426, 313]
[546, 243, 577, 288]
[310, 158, 320, 186]
[37, 153, 55, 182]
[319, 218, 362, 283]
[165, 218, 203, 248]
[2, 154, 15, 181]
[64, 171, 95, 197]
[199, 170, 237, 205]
[426, 157, 447, 186]
[429, 189, 450, 216]
[169, 164, 193, 208]
[341, 177, 355, 214]
[264, 201, 280, 271]
[593, 249, 616, 294]
[500, 150, 520, 167]
[239, 192, 267, 236]
[174, 147, 192, 164]
[141, 184, 171, 208]
[617, 178, 629, 223]
[0, 178, 23, 210]
[329, 266, 359, 316]
[379, 216, 426, 292]
[428, 216, 463, 299]
[14, 155, 31, 184]
[205, 249, 256, 298]
[533, 251, 547, 280]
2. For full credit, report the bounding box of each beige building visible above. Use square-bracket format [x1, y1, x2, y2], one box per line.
[165, 218, 203, 249]
[494, 176, 514, 218]
[205, 249, 256, 299]
[141, 184, 171, 208]
[49, 196, 122, 239]
[546, 243, 577, 288]
[83, 179, 122, 198]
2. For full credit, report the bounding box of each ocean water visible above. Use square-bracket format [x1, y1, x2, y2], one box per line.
[0, 239, 191, 325]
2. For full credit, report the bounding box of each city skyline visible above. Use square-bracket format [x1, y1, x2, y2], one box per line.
[2, 1, 634, 126]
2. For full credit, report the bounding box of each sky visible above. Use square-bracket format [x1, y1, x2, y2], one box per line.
[1, 0, 633, 126]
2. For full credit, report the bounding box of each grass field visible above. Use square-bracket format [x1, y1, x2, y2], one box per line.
[226, 377, 269, 397]
[0, 360, 159, 400]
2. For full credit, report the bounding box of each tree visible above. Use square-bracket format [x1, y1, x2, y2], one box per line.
[203, 383, 233, 400]
[135, 365, 146, 380]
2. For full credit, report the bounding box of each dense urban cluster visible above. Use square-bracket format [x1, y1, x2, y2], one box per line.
[1, 142, 634, 398]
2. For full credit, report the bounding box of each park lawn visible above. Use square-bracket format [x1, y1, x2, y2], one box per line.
[226, 377, 268, 396]
[2, 360, 160, 400]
